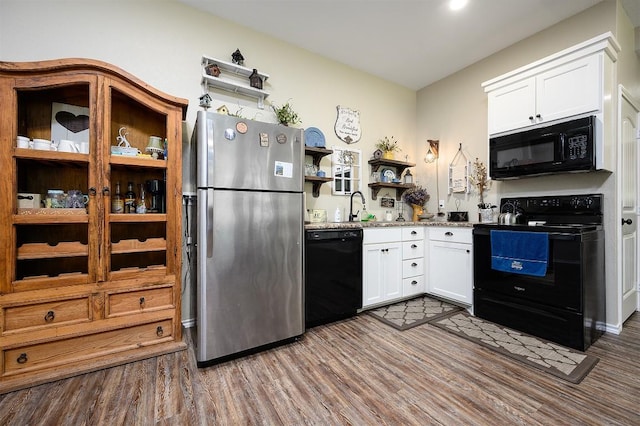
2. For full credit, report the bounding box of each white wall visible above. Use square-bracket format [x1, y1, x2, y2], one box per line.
[0, 0, 416, 323]
[417, 0, 640, 330]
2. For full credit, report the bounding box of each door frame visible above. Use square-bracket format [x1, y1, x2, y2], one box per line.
[617, 84, 640, 327]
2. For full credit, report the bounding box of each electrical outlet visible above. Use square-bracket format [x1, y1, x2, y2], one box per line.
[439, 199, 445, 209]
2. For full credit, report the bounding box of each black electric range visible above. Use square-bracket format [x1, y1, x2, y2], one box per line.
[473, 194, 605, 351]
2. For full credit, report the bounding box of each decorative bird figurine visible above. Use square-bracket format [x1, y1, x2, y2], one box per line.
[231, 49, 244, 66]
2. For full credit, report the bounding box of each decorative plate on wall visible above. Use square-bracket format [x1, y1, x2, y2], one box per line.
[304, 127, 326, 147]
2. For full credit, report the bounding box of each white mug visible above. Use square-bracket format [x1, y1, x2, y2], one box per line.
[33, 138, 54, 151]
[79, 141, 90, 154]
[58, 139, 80, 153]
[16, 136, 31, 149]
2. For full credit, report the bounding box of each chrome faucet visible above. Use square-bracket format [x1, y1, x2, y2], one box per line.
[349, 191, 366, 222]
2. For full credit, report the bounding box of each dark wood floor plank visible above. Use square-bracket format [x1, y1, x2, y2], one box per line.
[0, 312, 638, 425]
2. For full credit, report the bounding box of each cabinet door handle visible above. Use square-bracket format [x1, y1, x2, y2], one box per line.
[622, 218, 633, 225]
[102, 186, 110, 195]
[44, 310, 55, 322]
[445, 231, 453, 236]
[411, 244, 417, 248]
[529, 115, 534, 121]
[139, 297, 145, 307]
[411, 231, 417, 235]
[89, 187, 97, 196]
[411, 280, 418, 285]
[535, 114, 541, 119]
[466, 249, 470, 253]
[17, 353, 28, 364]
[411, 262, 418, 267]
[156, 326, 164, 337]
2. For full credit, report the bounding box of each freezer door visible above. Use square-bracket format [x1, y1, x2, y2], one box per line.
[196, 189, 304, 362]
[196, 111, 303, 192]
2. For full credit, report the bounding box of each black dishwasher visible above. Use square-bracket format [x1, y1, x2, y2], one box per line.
[305, 229, 363, 328]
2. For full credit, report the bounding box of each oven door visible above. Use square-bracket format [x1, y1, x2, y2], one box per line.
[473, 227, 583, 311]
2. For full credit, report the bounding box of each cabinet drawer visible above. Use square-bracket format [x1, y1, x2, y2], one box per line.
[402, 227, 424, 241]
[363, 228, 402, 244]
[402, 240, 424, 259]
[429, 228, 472, 244]
[3, 297, 90, 334]
[403, 275, 425, 296]
[3, 320, 173, 376]
[402, 257, 424, 278]
[106, 286, 174, 318]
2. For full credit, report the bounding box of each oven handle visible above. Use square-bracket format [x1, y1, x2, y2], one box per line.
[472, 228, 580, 241]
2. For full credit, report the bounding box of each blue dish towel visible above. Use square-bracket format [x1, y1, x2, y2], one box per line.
[490, 230, 549, 277]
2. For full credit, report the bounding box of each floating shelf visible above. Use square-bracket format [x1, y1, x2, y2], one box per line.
[368, 158, 415, 176]
[304, 147, 333, 197]
[305, 176, 333, 198]
[201, 55, 270, 109]
[368, 182, 415, 201]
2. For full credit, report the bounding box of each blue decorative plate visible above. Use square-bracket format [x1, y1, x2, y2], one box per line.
[304, 127, 326, 147]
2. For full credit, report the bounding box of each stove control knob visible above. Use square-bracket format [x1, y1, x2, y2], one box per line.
[570, 197, 583, 208]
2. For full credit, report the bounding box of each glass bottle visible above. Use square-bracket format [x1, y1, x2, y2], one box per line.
[111, 181, 124, 214]
[124, 181, 136, 213]
[136, 183, 147, 214]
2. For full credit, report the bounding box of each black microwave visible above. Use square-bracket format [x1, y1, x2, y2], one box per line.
[489, 116, 600, 180]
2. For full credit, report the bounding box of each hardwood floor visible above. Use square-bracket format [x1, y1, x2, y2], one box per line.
[1, 312, 638, 425]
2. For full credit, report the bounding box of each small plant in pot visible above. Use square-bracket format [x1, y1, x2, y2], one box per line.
[469, 157, 496, 222]
[402, 185, 430, 222]
[272, 100, 300, 126]
[376, 136, 401, 159]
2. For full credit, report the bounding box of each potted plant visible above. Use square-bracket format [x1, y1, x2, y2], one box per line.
[469, 157, 495, 222]
[402, 185, 430, 222]
[376, 136, 401, 159]
[272, 100, 300, 126]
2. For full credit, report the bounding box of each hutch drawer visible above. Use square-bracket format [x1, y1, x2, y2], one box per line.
[3, 319, 173, 376]
[3, 297, 91, 334]
[105, 286, 174, 318]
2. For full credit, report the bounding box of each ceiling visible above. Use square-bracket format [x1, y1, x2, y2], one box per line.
[179, 0, 639, 90]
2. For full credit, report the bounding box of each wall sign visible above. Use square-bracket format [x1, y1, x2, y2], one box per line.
[334, 105, 361, 144]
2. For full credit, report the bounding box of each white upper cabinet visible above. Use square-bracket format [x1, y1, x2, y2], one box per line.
[487, 78, 536, 134]
[536, 55, 601, 124]
[483, 32, 620, 136]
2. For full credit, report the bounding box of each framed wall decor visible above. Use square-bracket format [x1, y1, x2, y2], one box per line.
[334, 105, 361, 144]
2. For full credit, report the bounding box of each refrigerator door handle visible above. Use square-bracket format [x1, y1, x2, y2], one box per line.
[206, 189, 214, 258]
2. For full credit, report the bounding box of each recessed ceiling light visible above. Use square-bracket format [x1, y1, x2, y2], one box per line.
[450, 0, 468, 11]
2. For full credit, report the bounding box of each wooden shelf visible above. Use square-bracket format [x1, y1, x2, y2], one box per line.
[109, 214, 167, 223]
[17, 241, 89, 260]
[304, 147, 333, 197]
[111, 238, 167, 255]
[110, 155, 167, 169]
[305, 146, 333, 168]
[368, 158, 415, 176]
[305, 176, 333, 198]
[368, 182, 415, 201]
[15, 149, 90, 164]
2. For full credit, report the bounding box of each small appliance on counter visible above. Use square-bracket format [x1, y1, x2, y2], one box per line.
[447, 200, 468, 222]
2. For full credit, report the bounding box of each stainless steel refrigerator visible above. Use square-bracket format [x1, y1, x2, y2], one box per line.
[194, 111, 304, 365]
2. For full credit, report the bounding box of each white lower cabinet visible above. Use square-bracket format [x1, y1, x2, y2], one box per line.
[401, 227, 425, 298]
[363, 227, 425, 308]
[427, 227, 473, 305]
